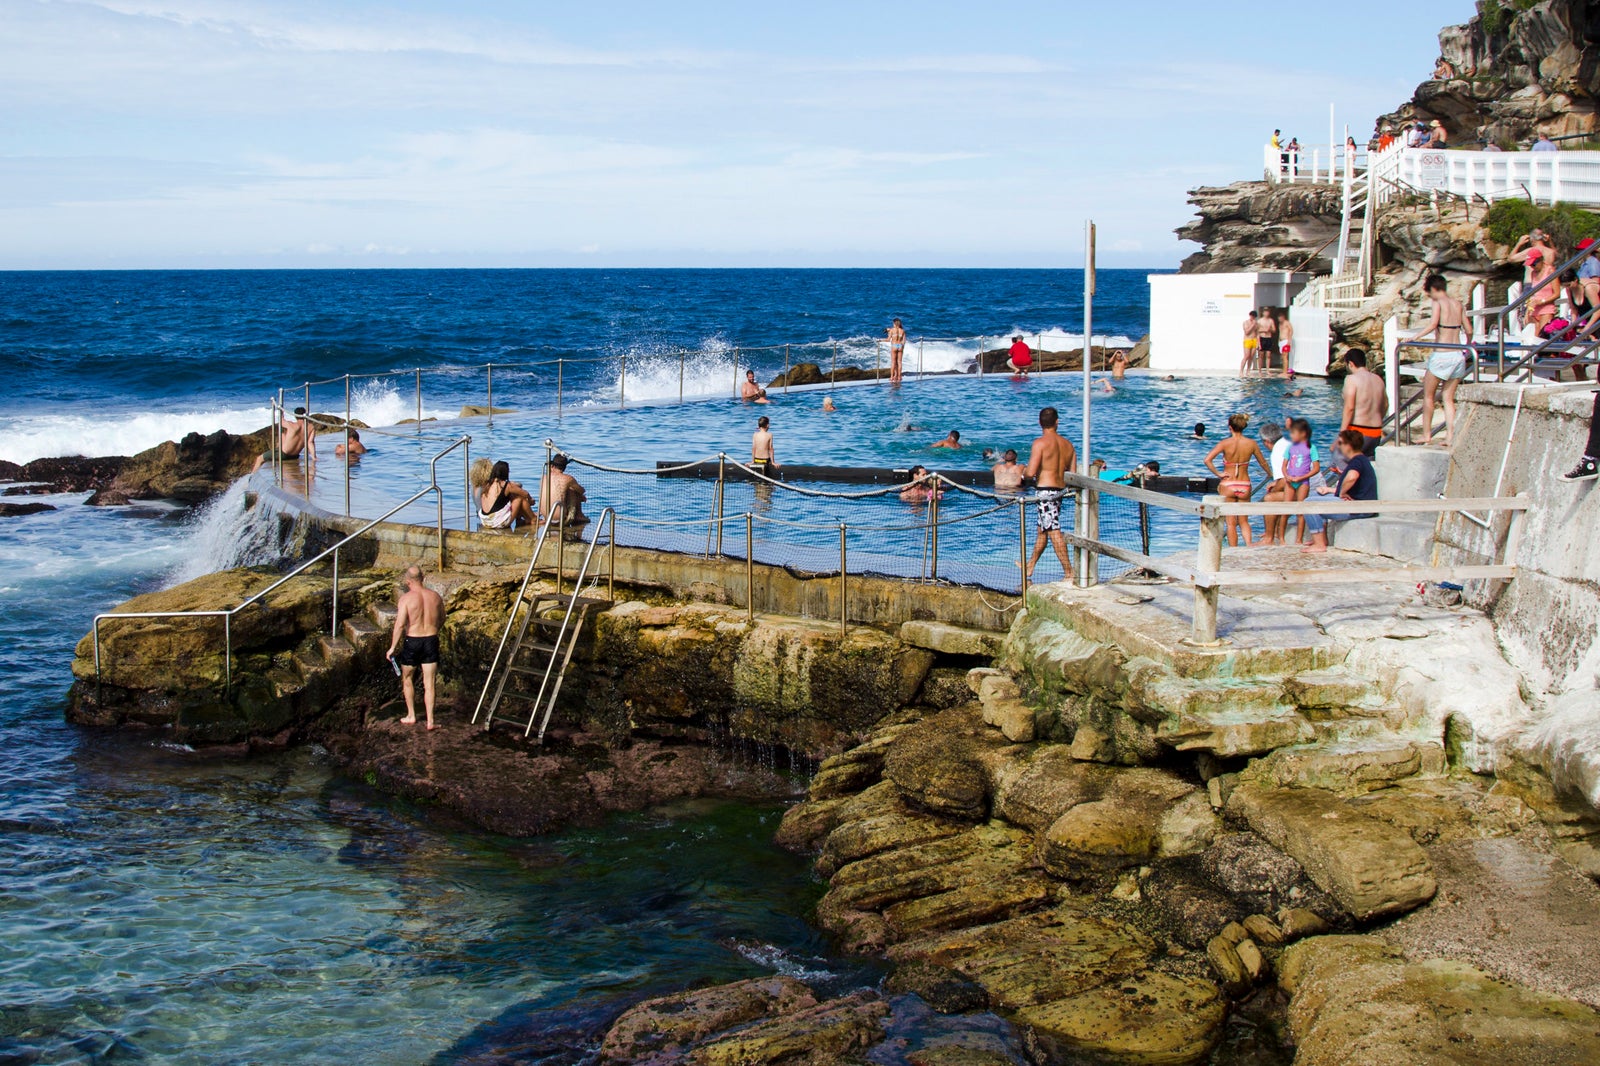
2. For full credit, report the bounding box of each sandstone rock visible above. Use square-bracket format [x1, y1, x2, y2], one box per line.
[692, 990, 888, 1065]
[993, 746, 1115, 832]
[18, 454, 128, 495]
[1228, 784, 1436, 920]
[1241, 914, 1285, 947]
[1041, 769, 1201, 877]
[818, 808, 964, 878]
[980, 698, 1035, 743]
[90, 428, 271, 504]
[1110, 871, 1141, 902]
[907, 1045, 1015, 1066]
[883, 706, 1003, 820]
[917, 667, 976, 709]
[1217, 921, 1247, 945]
[884, 872, 1056, 941]
[1139, 866, 1247, 950]
[599, 976, 816, 1061]
[1279, 935, 1600, 1066]
[1196, 832, 1340, 920]
[1068, 723, 1114, 762]
[767, 362, 824, 388]
[899, 620, 1002, 658]
[1242, 742, 1445, 793]
[884, 962, 989, 1014]
[774, 796, 848, 853]
[0, 501, 55, 517]
[1278, 908, 1330, 941]
[1235, 937, 1266, 982]
[1017, 971, 1225, 1066]
[1206, 936, 1248, 993]
[1156, 791, 1221, 857]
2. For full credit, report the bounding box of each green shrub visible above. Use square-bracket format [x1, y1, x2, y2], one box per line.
[1483, 200, 1600, 251]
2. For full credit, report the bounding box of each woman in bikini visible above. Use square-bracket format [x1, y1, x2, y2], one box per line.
[1410, 274, 1470, 447]
[1204, 413, 1272, 547]
[471, 458, 536, 531]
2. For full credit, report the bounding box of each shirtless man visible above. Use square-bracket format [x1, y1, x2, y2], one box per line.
[1023, 406, 1076, 579]
[740, 370, 769, 404]
[1255, 308, 1279, 373]
[386, 565, 444, 730]
[752, 415, 780, 472]
[539, 454, 588, 528]
[254, 406, 316, 471]
[932, 430, 961, 450]
[333, 429, 366, 459]
[1339, 349, 1389, 456]
[1110, 351, 1129, 380]
[887, 318, 906, 384]
[1241, 312, 1259, 376]
[992, 449, 1025, 492]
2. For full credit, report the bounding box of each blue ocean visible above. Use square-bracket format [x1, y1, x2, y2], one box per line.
[0, 269, 1334, 1064]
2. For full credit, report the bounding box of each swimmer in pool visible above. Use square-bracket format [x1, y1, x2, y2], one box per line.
[822, 396, 836, 412]
[992, 449, 1025, 492]
[1097, 379, 1115, 394]
[741, 370, 769, 404]
[1191, 422, 1207, 439]
[932, 430, 961, 450]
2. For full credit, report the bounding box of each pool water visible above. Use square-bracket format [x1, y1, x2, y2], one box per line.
[285, 373, 1345, 587]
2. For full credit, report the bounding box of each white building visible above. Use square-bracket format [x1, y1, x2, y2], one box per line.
[1146, 271, 1329, 375]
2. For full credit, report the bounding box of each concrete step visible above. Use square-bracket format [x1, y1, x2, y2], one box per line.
[368, 603, 397, 630]
[1282, 667, 1388, 715]
[291, 649, 325, 684]
[316, 634, 356, 666]
[342, 615, 384, 647]
[1329, 517, 1435, 564]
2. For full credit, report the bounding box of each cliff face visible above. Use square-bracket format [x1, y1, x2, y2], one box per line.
[1387, 0, 1600, 146]
[1176, 182, 1344, 274]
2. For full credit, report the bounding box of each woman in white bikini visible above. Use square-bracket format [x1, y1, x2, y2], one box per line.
[1204, 413, 1272, 546]
[471, 458, 536, 531]
[1410, 274, 1469, 447]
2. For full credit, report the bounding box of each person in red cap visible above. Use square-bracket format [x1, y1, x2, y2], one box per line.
[1511, 232, 1561, 334]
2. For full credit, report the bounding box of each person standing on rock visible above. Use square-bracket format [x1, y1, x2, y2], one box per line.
[387, 565, 443, 731]
[1022, 406, 1076, 580]
[1338, 350, 1388, 456]
[886, 318, 906, 384]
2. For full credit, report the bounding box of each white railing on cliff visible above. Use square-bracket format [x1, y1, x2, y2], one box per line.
[1386, 147, 1600, 208]
[1262, 143, 1366, 185]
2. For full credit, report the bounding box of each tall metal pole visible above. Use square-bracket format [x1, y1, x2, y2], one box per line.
[343, 374, 351, 517]
[1080, 220, 1098, 589]
[415, 368, 422, 433]
[486, 364, 494, 427]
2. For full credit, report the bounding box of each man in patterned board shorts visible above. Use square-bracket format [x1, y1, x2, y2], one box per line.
[1023, 406, 1077, 580]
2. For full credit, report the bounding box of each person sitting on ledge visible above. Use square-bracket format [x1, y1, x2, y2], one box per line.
[1301, 429, 1379, 554]
[333, 429, 367, 459]
[472, 458, 536, 532]
[540, 453, 589, 529]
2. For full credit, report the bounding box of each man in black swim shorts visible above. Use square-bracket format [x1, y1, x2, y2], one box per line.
[386, 565, 445, 730]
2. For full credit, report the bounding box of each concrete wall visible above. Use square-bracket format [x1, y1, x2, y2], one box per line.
[1148, 271, 1312, 374]
[1434, 384, 1600, 696]
[274, 492, 1019, 634]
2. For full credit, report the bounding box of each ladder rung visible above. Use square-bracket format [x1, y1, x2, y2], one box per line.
[508, 659, 557, 674]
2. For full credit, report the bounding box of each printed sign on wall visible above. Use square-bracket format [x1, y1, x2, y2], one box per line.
[1416, 151, 1447, 189]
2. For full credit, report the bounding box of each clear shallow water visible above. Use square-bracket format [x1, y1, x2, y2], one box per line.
[288, 372, 1343, 587]
[0, 501, 849, 1064]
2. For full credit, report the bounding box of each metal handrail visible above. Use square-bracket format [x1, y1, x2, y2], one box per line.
[470, 509, 560, 726]
[93, 434, 470, 698]
[525, 508, 615, 740]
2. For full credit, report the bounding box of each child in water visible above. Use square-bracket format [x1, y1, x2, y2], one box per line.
[1282, 418, 1322, 544]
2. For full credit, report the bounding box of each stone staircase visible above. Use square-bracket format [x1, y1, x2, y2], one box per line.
[263, 600, 395, 710]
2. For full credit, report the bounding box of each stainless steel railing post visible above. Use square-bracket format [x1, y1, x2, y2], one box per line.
[1018, 500, 1029, 600]
[929, 491, 940, 582]
[838, 522, 848, 636]
[463, 440, 472, 531]
[784, 344, 790, 394]
[620, 354, 627, 408]
[343, 374, 352, 517]
[733, 348, 741, 398]
[715, 454, 726, 556]
[918, 339, 924, 381]
[557, 359, 564, 415]
[608, 511, 616, 603]
[224, 614, 232, 693]
[746, 512, 755, 623]
[486, 363, 494, 427]
[679, 350, 685, 403]
[831, 341, 837, 383]
[332, 546, 340, 641]
[415, 368, 422, 433]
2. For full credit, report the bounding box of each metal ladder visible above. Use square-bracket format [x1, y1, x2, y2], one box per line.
[472, 508, 615, 742]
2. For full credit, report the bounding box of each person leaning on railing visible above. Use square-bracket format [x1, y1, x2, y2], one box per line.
[1300, 430, 1379, 554]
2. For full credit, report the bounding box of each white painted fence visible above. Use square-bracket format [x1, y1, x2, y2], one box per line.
[1388, 148, 1600, 207]
[1262, 143, 1364, 185]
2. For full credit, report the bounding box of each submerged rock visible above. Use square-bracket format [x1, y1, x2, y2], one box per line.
[599, 976, 816, 1062]
[0, 501, 56, 517]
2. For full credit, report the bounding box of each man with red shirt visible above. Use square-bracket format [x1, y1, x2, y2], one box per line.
[1006, 335, 1033, 376]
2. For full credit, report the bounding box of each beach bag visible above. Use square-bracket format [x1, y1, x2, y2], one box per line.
[1284, 443, 1314, 480]
[1542, 318, 1575, 341]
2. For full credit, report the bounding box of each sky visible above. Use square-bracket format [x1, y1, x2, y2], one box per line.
[1, 0, 1465, 269]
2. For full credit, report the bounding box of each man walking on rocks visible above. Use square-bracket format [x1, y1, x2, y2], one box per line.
[387, 565, 443, 730]
[1023, 406, 1076, 580]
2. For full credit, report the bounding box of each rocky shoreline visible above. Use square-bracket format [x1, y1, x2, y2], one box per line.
[0, 426, 271, 512]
